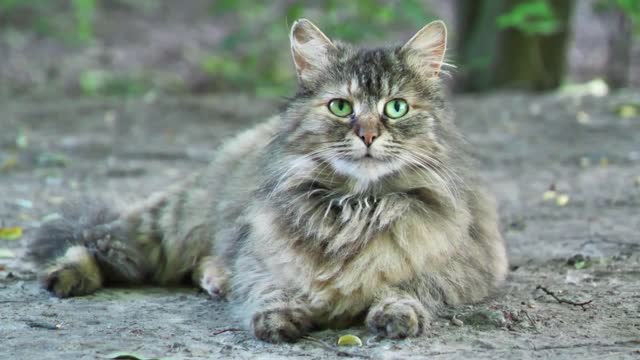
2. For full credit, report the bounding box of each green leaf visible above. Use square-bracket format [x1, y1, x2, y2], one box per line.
[107, 352, 161, 360]
[71, 0, 96, 43]
[497, 0, 560, 35]
[0, 227, 22, 240]
[337, 334, 362, 346]
[285, 3, 303, 21]
[574, 260, 586, 269]
[79, 70, 109, 96]
[615, 104, 640, 118]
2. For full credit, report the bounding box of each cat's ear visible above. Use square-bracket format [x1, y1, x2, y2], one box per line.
[290, 19, 337, 83]
[401, 20, 448, 78]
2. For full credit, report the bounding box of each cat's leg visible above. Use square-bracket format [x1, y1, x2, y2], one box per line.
[191, 255, 228, 300]
[29, 200, 149, 298]
[367, 244, 507, 339]
[230, 256, 313, 343]
[29, 177, 214, 297]
[365, 288, 431, 339]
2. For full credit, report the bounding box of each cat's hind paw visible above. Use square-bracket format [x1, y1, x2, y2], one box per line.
[40, 246, 102, 298]
[194, 256, 228, 300]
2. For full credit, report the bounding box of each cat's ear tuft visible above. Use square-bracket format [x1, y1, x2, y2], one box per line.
[290, 19, 337, 83]
[401, 20, 448, 78]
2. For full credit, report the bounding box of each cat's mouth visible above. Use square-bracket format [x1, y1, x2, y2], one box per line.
[355, 154, 382, 163]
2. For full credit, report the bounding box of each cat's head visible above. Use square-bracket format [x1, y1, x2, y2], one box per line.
[279, 19, 457, 193]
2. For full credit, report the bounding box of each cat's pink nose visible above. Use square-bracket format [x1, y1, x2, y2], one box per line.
[360, 132, 377, 147]
[354, 118, 379, 147]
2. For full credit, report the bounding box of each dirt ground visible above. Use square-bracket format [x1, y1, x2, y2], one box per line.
[0, 91, 639, 359]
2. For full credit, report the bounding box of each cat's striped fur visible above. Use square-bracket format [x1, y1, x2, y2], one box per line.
[29, 19, 507, 343]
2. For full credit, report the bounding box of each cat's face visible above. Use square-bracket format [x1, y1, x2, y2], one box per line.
[282, 20, 450, 189]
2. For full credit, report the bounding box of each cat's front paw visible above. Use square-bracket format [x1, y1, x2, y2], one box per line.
[366, 298, 428, 338]
[40, 264, 101, 298]
[251, 306, 312, 343]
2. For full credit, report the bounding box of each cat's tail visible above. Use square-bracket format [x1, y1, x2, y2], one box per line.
[27, 198, 150, 297]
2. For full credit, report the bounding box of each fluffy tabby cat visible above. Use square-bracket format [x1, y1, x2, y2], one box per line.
[28, 19, 507, 342]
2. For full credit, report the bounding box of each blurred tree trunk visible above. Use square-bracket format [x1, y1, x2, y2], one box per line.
[602, 8, 632, 88]
[454, 0, 504, 92]
[455, 0, 575, 92]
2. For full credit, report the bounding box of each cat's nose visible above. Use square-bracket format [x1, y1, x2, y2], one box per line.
[360, 131, 377, 147]
[355, 125, 379, 147]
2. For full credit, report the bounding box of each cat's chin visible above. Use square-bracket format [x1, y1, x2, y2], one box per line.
[330, 157, 403, 189]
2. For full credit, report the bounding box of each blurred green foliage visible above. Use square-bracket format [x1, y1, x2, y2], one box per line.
[499, 0, 640, 36]
[596, 0, 640, 32]
[0, 0, 53, 35]
[71, 0, 96, 43]
[204, 0, 433, 96]
[78, 70, 150, 96]
[497, 0, 560, 35]
[1, 0, 638, 96]
[0, 0, 96, 43]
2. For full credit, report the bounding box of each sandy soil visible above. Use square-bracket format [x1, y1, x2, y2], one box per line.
[1, 92, 639, 359]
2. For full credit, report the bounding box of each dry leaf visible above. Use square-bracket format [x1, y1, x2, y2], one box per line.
[616, 104, 639, 118]
[1, 155, 18, 171]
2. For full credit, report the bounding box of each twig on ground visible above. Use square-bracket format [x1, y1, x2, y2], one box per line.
[302, 335, 371, 359]
[211, 328, 243, 336]
[535, 285, 593, 310]
[25, 320, 62, 330]
[521, 310, 539, 333]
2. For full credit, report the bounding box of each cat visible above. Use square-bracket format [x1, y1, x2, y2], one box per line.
[28, 19, 508, 343]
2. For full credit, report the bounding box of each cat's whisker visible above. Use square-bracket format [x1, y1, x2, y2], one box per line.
[392, 152, 458, 208]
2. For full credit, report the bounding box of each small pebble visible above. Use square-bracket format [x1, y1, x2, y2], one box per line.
[579, 156, 591, 168]
[450, 316, 463, 327]
[576, 111, 590, 124]
[510, 311, 521, 322]
[459, 309, 506, 328]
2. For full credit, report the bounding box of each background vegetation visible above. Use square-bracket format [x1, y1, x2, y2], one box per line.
[0, 0, 638, 97]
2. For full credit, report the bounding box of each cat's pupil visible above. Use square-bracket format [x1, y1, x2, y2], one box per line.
[338, 100, 344, 110]
[393, 101, 400, 112]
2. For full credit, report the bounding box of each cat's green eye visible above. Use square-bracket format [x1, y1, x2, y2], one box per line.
[328, 99, 353, 117]
[384, 99, 409, 119]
